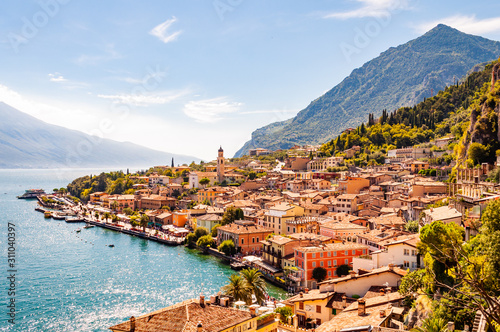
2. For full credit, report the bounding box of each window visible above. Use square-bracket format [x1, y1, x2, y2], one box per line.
[333, 260, 337, 266]
[363, 249, 366, 255]
[241, 238, 244, 244]
[316, 305, 321, 313]
[352, 250, 355, 255]
[327, 260, 331, 267]
[299, 302, 304, 310]
[256, 237, 259, 242]
[320, 261, 324, 267]
[345, 250, 348, 255]
[328, 270, 332, 276]
[333, 251, 337, 256]
[327, 252, 331, 257]
[252, 237, 255, 243]
[404, 261, 410, 268]
[320, 252, 323, 258]
[404, 249, 409, 256]
[312, 253, 316, 258]
[411, 250, 417, 256]
[312, 262, 316, 267]
[344, 259, 348, 265]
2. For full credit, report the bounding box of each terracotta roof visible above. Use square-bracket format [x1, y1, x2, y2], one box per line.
[109, 298, 253, 332]
[288, 289, 333, 302]
[295, 242, 368, 253]
[320, 221, 367, 230]
[316, 294, 403, 332]
[218, 223, 273, 235]
[318, 266, 407, 286]
[196, 214, 222, 222]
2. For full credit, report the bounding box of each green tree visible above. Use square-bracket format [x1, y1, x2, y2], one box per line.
[405, 220, 420, 233]
[221, 207, 244, 225]
[275, 306, 293, 324]
[468, 142, 488, 165]
[211, 224, 221, 237]
[122, 207, 133, 215]
[312, 267, 327, 283]
[194, 227, 209, 239]
[196, 235, 214, 249]
[335, 265, 350, 277]
[185, 232, 197, 247]
[111, 200, 119, 211]
[221, 274, 251, 303]
[103, 211, 111, 223]
[218, 239, 236, 256]
[240, 268, 267, 305]
[139, 214, 149, 232]
[248, 171, 257, 180]
[199, 177, 210, 187]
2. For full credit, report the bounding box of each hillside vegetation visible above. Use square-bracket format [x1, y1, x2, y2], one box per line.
[236, 25, 500, 157]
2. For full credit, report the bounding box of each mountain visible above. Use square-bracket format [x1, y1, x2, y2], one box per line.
[235, 24, 500, 157]
[0, 102, 199, 169]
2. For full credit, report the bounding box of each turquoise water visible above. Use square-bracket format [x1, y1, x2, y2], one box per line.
[0, 169, 286, 331]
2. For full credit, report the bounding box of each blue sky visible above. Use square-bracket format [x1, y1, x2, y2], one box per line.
[1, 0, 500, 161]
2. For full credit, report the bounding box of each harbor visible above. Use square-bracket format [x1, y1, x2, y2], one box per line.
[1, 169, 287, 331]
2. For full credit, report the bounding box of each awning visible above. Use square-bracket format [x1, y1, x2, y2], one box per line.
[253, 260, 280, 274]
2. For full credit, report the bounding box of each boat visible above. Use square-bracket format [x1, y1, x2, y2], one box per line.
[83, 224, 95, 229]
[108, 244, 115, 247]
[18, 189, 46, 199]
[230, 262, 246, 271]
[75, 228, 81, 233]
[44, 211, 52, 218]
[52, 212, 66, 220]
[65, 216, 84, 223]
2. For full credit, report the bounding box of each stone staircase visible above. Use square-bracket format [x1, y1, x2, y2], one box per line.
[471, 311, 486, 332]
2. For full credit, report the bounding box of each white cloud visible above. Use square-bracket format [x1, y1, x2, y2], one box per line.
[48, 73, 67, 82]
[98, 89, 189, 107]
[75, 44, 121, 65]
[324, 0, 410, 19]
[415, 15, 500, 35]
[149, 17, 182, 43]
[183, 97, 242, 123]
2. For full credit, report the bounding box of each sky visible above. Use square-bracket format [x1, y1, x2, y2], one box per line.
[1, 0, 500, 161]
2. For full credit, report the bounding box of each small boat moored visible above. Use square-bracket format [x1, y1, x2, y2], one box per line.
[17, 189, 46, 199]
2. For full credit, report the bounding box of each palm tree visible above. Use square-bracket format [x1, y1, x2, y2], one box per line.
[239, 268, 267, 305]
[221, 274, 251, 303]
[140, 214, 149, 233]
[103, 212, 111, 223]
[412, 316, 448, 332]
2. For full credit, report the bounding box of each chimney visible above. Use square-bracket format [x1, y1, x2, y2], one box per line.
[249, 306, 257, 317]
[200, 295, 205, 307]
[380, 288, 385, 296]
[379, 309, 386, 318]
[305, 288, 309, 294]
[130, 316, 136, 332]
[349, 270, 356, 278]
[357, 299, 366, 316]
[342, 295, 347, 308]
[197, 322, 203, 332]
[299, 292, 304, 298]
[388, 264, 394, 271]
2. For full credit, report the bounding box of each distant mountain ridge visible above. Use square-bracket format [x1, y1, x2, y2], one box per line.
[235, 24, 500, 157]
[0, 102, 198, 169]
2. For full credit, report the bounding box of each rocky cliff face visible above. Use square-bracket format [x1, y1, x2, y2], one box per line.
[459, 61, 500, 164]
[235, 25, 500, 157]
